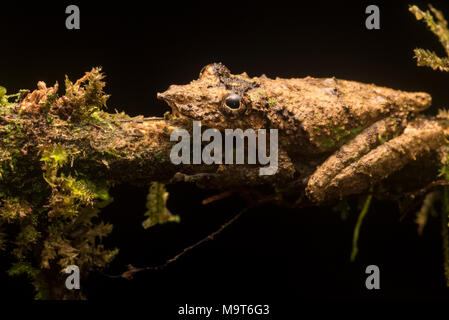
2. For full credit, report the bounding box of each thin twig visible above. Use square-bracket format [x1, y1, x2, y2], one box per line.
[374, 180, 449, 202]
[202, 191, 234, 205]
[373, 180, 449, 221]
[404, 180, 449, 198]
[104, 206, 251, 280]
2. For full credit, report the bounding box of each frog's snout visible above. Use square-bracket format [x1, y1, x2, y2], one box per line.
[157, 88, 194, 118]
[157, 89, 177, 113]
[157, 84, 183, 104]
[157, 90, 171, 102]
[413, 92, 432, 111]
[402, 91, 432, 112]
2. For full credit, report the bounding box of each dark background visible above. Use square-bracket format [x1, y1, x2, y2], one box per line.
[1, 0, 449, 311]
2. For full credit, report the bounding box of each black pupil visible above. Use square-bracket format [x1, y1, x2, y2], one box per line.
[225, 94, 241, 109]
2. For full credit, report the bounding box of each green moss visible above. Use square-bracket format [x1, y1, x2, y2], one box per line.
[63, 68, 110, 122]
[94, 184, 114, 208]
[350, 192, 373, 262]
[268, 98, 277, 108]
[90, 110, 114, 129]
[142, 182, 180, 229]
[41, 93, 57, 113]
[316, 136, 336, 150]
[351, 126, 364, 136]
[0, 69, 120, 299]
[410, 5, 449, 71]
[0, 198, 32, 222]
[377, 132, 389, 144]
[315, 125, 364, 151]
[40, 145, 69, 169]
[0, 86, 7, 106]
[0, 87, 22, 112]
[8, 261, 39, 278]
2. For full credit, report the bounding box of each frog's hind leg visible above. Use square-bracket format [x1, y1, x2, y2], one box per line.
[306, 118, 445, 203]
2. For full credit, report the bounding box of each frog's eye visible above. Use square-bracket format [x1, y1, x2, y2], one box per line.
[219, 93, 249, 118]
[225, 93, 241, 109]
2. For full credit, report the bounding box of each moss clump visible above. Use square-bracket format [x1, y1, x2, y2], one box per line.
[0, 86, 7, 106]
[1, 142, 118, 299]
[0, 69, 119, 299]
[410, 4, 449, 71]
[41, 144, 69, 169]
[1, 67, 180, 299]
[61, 68, 110, 122]
[0, 86, 22, 110]
[142, 182, 180, 230]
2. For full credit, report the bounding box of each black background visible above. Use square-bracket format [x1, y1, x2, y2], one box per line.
[1, 0, 449, 312]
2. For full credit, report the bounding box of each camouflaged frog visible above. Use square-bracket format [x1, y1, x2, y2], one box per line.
[158, 63, 446, 203]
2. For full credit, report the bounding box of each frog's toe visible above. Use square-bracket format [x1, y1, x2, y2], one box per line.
[306, 118, 445, 203]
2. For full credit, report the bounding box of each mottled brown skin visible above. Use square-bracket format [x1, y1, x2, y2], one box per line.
[158, 63, 446, 203]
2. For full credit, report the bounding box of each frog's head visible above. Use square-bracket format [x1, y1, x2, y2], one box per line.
[157, 63, 261, 129]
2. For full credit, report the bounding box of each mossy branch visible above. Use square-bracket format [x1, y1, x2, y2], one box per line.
[0, 68, 295, 299]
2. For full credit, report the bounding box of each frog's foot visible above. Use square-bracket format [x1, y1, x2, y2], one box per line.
[306, 118, 446, 203]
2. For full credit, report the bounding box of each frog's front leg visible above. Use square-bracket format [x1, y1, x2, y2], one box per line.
[171, 149, 296, 190]
[306, 118, 446, 203]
